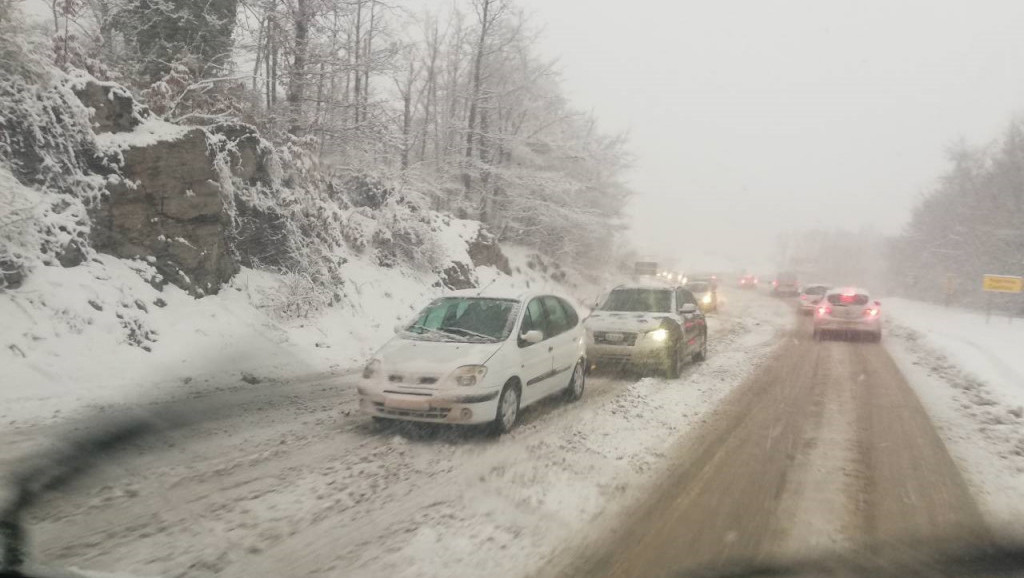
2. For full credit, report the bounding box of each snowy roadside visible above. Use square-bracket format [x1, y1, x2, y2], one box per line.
[883, 298, 1024, 539]
[0, 236, 601, 432]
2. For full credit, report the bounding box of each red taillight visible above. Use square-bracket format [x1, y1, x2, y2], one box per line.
[800, 295, 807, 300]
[817, 306, 831, 316]
[773, 280, 778, 287]
[865, 308, 879, 317]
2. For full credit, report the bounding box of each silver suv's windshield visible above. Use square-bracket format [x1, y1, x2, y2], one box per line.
[600, 288, 672, 313]
[403, 297, 518, 343]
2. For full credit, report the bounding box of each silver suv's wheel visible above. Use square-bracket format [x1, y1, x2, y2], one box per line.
[693, 332, 708, 362]
[665, 342, 682, 379]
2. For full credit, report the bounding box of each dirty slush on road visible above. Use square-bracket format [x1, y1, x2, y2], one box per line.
[551, 312, 991, 577]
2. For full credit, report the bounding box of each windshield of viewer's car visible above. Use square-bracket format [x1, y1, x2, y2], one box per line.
[404, 297, 517, 342]
[600, 289, 672, 313]
[9, 0, 1024, 577]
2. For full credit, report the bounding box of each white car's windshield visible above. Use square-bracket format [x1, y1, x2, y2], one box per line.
[600, 289, 672, 313]
[404, 297, 518, 343]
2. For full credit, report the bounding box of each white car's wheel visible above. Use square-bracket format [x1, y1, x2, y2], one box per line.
[493, 382, 520, 434]
[565, 360, 586, 402]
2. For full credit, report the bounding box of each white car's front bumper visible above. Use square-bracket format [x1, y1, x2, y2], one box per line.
[358, 381, 501, 425]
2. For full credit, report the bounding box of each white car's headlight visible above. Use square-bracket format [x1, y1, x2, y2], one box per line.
[362, 359, 381, 379]
[702, 294, 712, 304]
[448, 365, 488, 387]
[646, 328, 669, 342]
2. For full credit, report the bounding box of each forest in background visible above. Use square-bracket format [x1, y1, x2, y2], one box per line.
[889, 126, 1024, 310]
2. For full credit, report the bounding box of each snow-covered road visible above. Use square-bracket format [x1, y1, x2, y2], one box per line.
[3, 289, 793, 578]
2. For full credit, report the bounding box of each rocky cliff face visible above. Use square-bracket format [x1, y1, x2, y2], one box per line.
[90, 127, 238, 295]
[80, 81, 241, 296]
[4, 73, 512, 299]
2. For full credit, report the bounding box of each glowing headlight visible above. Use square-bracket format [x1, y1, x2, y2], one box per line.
[362, 359, 381, 379]
[647, 328, 669, 342]
[702, 294, 712, 304]
[448, 365, 488, 387]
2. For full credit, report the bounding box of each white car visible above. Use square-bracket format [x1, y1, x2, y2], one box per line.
[798, 283, 830, 314]
[584, 284, 708, 378]
[358, 289, 587, 433]
[812, 287, 882, 342]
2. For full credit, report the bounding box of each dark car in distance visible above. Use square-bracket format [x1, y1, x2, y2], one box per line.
[771, 272, 800, 297]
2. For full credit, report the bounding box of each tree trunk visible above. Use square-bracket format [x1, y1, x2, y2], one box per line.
[288, 0, 311, 135]
[463, 0, 493, 201]
[352, 0, 363, 125]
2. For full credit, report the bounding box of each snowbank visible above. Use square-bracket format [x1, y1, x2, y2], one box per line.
[885, 298, 1024, 407]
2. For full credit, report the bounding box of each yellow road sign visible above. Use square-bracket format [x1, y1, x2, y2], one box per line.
[982, 274, 1023, 293]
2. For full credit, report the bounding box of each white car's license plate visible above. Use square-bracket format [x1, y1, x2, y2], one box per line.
[385, 396, 429, 411]
[604, 332, 624, 342]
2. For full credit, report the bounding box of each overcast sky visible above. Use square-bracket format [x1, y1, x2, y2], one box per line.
[515, 0, 1024, 271]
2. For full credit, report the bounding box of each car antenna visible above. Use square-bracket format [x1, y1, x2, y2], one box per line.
[475, 277, 498, 297]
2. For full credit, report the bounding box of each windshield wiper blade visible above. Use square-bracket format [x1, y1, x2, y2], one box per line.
[0, 399, 234, 576]
[405, 324, 455, 339]
[442, 327, 496, 341]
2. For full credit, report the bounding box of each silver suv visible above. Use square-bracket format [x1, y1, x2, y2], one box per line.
[584, 284, 708, 378]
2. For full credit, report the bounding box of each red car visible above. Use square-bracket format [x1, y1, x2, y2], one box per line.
[738, 274, 758, 289]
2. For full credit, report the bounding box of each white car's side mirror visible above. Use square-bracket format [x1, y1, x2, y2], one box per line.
[521, 330, 544, 344]
[679, 303, 698, 314]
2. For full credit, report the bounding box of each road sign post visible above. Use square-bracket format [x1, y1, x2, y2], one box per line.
[982, 274, 1023, 324]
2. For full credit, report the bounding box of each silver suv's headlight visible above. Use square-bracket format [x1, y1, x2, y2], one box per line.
[644, 328, 669, 342]
[447, 365, 488, 387]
